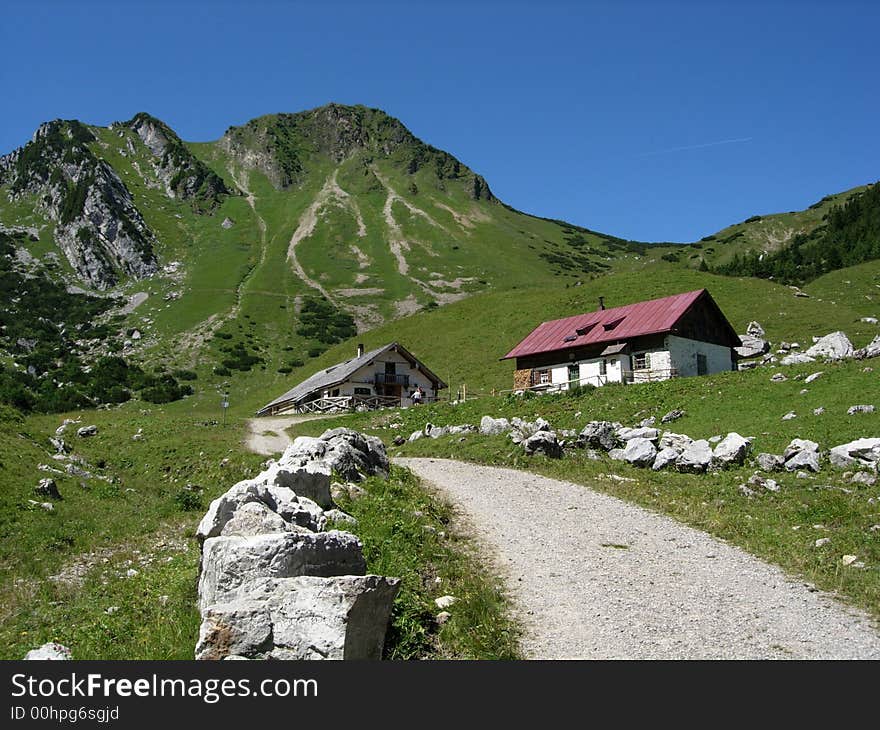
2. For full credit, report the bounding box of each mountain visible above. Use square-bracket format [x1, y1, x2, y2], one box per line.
[0, 103, 659, 411]
[0, 102, 876, 415]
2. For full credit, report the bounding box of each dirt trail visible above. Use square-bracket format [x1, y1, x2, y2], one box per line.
[396, 457, 880, 660]
[245, 415, 338, 456]
[286, 169, 366, 303]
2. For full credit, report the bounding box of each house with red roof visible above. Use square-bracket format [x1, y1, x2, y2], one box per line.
[502, 289, 741, 391]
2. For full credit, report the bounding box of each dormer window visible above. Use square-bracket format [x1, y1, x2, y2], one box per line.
[603, 317, 625, 331]
[576, 323, 596, 336]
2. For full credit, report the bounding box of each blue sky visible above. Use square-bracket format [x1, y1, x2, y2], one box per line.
[2, 0, 877, 242]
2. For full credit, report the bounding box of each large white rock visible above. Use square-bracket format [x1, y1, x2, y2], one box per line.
[735, 334, 769, 359]
[659, 432, 693, 451]
[522, 431, 563, 458]
[829, 438, 880, 469]
[855, 335, 880, 360]
[479, 415, 511, 436]
[198, 531, 366, 610]
[652, 447, 680, 471]
[784, 450, 821, 473]
[616, 437, 657, 467]
[782, 438, 819, 459]
[676, 440, 714, 473]
[746, 321, 765, 338]
[578, 421, 623, 450]
[805, 331, 854, 361]
[24, 642, 72, 660]
[220, 501, 297, 537]
[265, 461, 333, 510]
[617, 427, 660, 442]
[713, 433, 752, 467]
[197, 480, 265, 543]
[196, 575, 400, 661]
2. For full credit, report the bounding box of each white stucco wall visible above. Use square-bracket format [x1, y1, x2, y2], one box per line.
[664, 335, 734, 377]
[535, 337, 732, 390]
[320, 350, 438, 402]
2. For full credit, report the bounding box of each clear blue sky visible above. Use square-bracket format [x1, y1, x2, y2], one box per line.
[2, 0, 877, 242]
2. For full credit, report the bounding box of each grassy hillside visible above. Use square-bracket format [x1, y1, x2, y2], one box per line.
[678, 183, 872, 270]
[250, 263, 877, 412]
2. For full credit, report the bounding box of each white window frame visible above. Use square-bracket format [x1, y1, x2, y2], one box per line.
[633, 352, 651, 370]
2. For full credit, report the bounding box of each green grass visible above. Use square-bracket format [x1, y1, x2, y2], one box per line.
[0, 397, 518, 659]
[288, 358, 880, 622]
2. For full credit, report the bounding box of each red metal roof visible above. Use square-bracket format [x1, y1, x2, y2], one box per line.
[503, 289, 707, 360]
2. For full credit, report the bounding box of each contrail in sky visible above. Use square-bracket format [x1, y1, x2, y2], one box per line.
[639, 136, 754, 157]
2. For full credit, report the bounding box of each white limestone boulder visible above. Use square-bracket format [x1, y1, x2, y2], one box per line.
[676, 440, 714, 473]
[198, 531, 366, 610]
[829, 438, 880, 470]
[713, 433, 752, 467]
[196, 575, 400, 661]
[805, 331, 853, 361]
[479, 416, 511, 436]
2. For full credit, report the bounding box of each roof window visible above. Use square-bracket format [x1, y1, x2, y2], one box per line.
[602, 317, 625, 331]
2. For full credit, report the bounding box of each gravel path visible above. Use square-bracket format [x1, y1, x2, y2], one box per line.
[245, 415, 338, 456]
[396, 458, 880, 659]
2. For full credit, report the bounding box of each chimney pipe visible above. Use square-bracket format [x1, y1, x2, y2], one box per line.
[357, 343, 364, 358]
[598, 297, 605, 310]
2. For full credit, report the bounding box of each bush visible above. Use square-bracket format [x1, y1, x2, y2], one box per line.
[277, 366, 292, 374]
[173, 489, 203, 512]
[213, 366, 231, 376]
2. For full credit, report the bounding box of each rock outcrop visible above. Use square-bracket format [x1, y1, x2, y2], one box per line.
[195, 429, 399, 660]
[0, 120, 159, 289]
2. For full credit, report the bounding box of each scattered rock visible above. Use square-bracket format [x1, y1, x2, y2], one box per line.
[748, 474, 779, 492]
[434, 595, 457, 609]
[813, 407, 825, 416]
[854, 335, 880, 360]
[784, 450, 821, 473]
[783, 439, 819, 461]
[652, 447, 679, 471]
[781, 412, 797, 420]
[611, 438, 657, 467]
[755, 453, 784, 472]
[676, 440, 714, 473]
[713, 433, 752, 467]
[780, 353, 814, 366]
[770, 373, 788, 383]
[841, 555, 858, 566]
[479, 415, 511, 436]
[435, 611, 452, 625]
[35, 478, 62, 500]
[804, 372, 824, 384]
[847, 405, 875, 415]
[660, 409, 685, 424]
[814, 538, 831, 548]
[746, 321, 765, 338]
[829, 438, 880, 470]
[522, 431, 563, 458]
[850, 472, 877, 486]
[76, 425, 98, 438]
[24, 642, 72, 660]
[805, 331, 854, 361]
[221, 217, 235, 229]
[578, 421, 622, 451]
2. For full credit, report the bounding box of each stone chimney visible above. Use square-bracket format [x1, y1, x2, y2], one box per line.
[598, 297, 605, 310]
[357, 343, 364, 358]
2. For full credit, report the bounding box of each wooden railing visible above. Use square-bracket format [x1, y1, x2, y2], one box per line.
[296, 395, 401, 413]
[374, 372, 410, 386]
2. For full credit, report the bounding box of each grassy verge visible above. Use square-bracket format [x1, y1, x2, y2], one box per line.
[290, 359, 880, 623]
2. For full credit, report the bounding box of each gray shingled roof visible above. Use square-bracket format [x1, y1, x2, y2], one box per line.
[256, 342, 445, 415]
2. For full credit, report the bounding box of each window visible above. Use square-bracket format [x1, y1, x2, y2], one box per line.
[567, 364, 580, 383]
[603, 317, 625, 331]
[599, 359, 607, 376]
[532, 369, 551, 385]
[354, 387, 371, 395]
[385, 362, 396, 374]
[331, 388, 340, 397]
[696, 353, 708, 376]
[633, 352, 651, 370]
